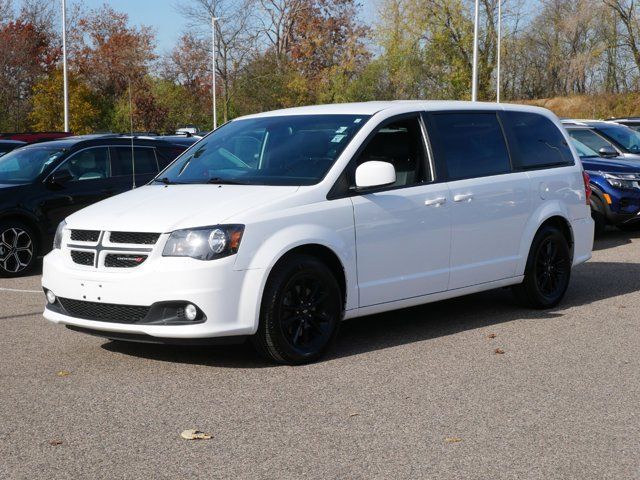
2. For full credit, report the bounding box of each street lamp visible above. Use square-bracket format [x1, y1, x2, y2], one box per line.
[211, 16, 219, 130]
[471, 0, 479, 101]
[61, 0, 69, 131]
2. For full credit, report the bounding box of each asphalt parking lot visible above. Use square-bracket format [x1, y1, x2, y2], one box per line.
[1, 232, 639, 480]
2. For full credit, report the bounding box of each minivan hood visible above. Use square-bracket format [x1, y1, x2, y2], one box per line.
[581, 157, 640, 174]
[66, 184, 299, 232]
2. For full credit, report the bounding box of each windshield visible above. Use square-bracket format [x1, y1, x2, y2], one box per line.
[570, 138, 599, 158]
[593, 123, 640, 153]
[158, 114, 370, 186]
[0, 147, 65, 184]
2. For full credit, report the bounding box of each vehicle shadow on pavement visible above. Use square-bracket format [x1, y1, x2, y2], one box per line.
[593, 229, 640, 251]
[100, 338, 271, 369]
[101, 260, 640, 367]
[330, 260, 640, 361]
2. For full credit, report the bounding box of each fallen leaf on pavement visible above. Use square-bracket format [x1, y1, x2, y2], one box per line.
[49, 439, 63, 446]
[494, 348, 505, 355]
[56, 371, 71, 377]
[487, 333, 497, 339]
[180, 429, 212, 440]
[445, 437, 463, 443]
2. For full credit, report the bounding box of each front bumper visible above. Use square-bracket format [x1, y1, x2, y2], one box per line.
[42, 249, 265, 339]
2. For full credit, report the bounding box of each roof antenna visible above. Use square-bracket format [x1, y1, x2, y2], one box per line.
[128, 77, 136, 190]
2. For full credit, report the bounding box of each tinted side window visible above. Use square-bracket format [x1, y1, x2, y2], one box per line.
[355, 117, 429, 188]
[568, 129, 614, 152]
[156, 146, 186, 170]
[65, 147, 110, 181]
[429, 113, 511, 180]
[505, 112, 573, 169]
[110, 147, 159, 176]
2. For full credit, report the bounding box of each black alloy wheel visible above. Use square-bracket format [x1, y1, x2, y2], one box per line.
[0, 222, 38, 277]
[252, 254, 342, 365]
[534, 237, 569, 298]
[513, 225, 572, 309]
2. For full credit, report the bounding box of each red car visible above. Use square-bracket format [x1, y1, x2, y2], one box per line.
[0, 132, 73, 143]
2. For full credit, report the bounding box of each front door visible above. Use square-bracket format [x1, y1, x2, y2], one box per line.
[41, 146, 120, 229]
[350, 115, 451, 307]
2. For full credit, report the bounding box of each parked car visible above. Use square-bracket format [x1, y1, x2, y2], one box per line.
[570, 137, 640, 234]
[0, 140, 26, 157]
[42, 102, 593, 364]
[607, 117, 640, 132]
[0, 131, 73, 143]
[562, 119, 640, 160]
[0, 134, 192, 277]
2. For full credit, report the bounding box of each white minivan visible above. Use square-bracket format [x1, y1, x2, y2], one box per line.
[42, 101, 594, 364]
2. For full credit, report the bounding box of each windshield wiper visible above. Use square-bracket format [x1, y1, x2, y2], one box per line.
[206, 177, 245, 185]
[154, 177, 182, 185]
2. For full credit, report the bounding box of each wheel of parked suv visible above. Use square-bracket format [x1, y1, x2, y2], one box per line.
[591, 196, 607, 237]
[0, 221, 38, 278]
[251, 254, 342, 365]
[512, 225, 571, 309]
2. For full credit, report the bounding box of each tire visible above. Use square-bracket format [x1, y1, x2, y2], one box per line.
[0, 221, 38, 278]
[591, 196, 607, 237]
[512, 225, 572, 309]
[251, 254, 343, 365]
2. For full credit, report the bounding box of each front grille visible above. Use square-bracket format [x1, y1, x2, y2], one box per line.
[70, 230, 100, 242]
[109, 232, 160, 245]
[104, 253, 148, 268]
[57, 297, 150, 323]
[70, 250, 95, 266]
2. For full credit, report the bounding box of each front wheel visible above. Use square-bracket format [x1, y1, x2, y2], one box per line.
[0, 222, 38, 278]
[512, 225, 572, 309]
[251, 254, 343, 365]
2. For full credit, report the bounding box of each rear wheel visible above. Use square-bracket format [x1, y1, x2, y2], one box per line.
[512, 225, 571, 309]
[0, 221, 38, 278]
[251, 254, 342, 365]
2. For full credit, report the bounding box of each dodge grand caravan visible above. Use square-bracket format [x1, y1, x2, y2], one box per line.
[42, 102, 594, 364]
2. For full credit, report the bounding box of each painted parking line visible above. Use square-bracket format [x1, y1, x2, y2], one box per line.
[0, 287, 42, 294]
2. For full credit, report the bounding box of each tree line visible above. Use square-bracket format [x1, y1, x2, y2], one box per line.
[3, 0, 640, 134]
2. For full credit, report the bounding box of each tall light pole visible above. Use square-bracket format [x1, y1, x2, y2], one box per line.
[496, 0, 502, 103]
[61, 0, 69, 131]
[471, 0, 480, 101]
[211, 16, 219, 130]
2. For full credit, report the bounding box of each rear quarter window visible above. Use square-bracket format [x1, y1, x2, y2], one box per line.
[504, 111, 574, 169]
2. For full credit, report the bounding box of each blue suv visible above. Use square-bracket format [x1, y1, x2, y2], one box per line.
[568, 135, 640, 234]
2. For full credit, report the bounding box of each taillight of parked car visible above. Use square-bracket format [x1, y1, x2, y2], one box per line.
[582, 171, 592, 205]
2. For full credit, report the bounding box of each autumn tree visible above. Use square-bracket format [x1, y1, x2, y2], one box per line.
[72, 5, 156, 101]
[30, 69, 103, 134]
[0, 19, 58, 131]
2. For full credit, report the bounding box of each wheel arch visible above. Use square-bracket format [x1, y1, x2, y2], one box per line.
[267, 244, 348, 311]
[517, 202, 575, 275]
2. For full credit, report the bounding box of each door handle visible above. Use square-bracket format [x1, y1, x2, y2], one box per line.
[424, 196, 446, 206]
[453, 193, 474, 202]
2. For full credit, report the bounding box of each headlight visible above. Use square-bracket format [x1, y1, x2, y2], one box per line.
[53, 220, 66, 250]
[603, 172, 640, 189]
[162, 225, 244, 260]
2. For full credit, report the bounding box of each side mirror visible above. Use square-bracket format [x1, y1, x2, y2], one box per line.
[598, 146, 618, 158]
[49, 169, 73, 186]
[355, 161, 396, 189]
